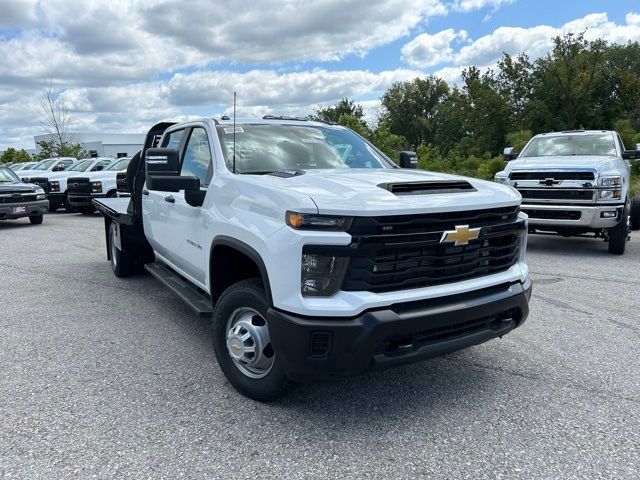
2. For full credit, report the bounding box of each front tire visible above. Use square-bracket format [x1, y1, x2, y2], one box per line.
[29, 215, 43, 225]
[212, 279, 294, 401]
[109, 222, 135, 277]
[608, 209, 628, 255]
[630, 196, 640, 231]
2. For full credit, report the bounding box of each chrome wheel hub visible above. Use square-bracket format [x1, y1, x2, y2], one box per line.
[226, 308, 274, 379]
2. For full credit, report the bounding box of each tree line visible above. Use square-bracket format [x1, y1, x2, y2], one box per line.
[312, 33, 640, 183]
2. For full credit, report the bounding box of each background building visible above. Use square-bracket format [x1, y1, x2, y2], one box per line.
[34, 133, 145, 158]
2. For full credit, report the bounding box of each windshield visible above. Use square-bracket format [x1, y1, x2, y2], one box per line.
[0, 168, 19, 183]
[521, 134, 617, 157]
[67, 160, 94, 172]
[216, 124, 393, 173]
[33, 159, 57, 170]
[106, 158, 131, 171]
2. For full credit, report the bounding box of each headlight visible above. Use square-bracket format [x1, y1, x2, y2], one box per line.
[35, 188, 46, 200]
[494, 173, 509, 185]
[50, 181, 59, 192]
[286, 211, 352, 231]
[301, 252, 349, 296]
[599, 176, 622, 187]
[599, 189, 621, 200]
[91, 181, 102, 193]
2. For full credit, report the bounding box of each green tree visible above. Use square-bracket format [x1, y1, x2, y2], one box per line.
[336, 114, 369, 137]
[381, 76, 450, 147]
[311, 98, 364, 123]
[369, 121, 406, 160]
[33, 139, 86, 161]
[0, 147, 32, 164]
[505, 130, 533, 152]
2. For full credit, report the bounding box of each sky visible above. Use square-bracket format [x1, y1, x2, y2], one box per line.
[1, 0, 639, 150]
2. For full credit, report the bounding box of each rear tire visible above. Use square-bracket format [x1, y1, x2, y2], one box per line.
[630, 196, 640, 231]
[29, 215, 43, 225]
[109, 222, 135, 277]
[608, 209, 628, 255]
[212, 278, 295, 401]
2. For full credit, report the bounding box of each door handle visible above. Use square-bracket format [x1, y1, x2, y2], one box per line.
[142, 189, 149, 196]
[164, 195, 175, 203]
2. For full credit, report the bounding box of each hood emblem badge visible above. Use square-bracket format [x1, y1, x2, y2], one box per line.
[440, 225, 481, 246]
[539, 178, 560, 186]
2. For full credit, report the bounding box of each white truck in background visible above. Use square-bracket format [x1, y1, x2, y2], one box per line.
[496, 130, 640, 254]
[93, 117, 532, 401]
[66, 157, 132, 214]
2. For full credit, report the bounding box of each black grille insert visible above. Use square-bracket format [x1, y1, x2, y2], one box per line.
[67, 177, 92, 195]
[523, 209, 581, 220]
[341, 207, 523, 293]
[510, 171, 595, 181]
[519, 189, 593, 201]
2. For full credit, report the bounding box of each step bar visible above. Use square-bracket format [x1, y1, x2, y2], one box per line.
[145, 262, 213, 317]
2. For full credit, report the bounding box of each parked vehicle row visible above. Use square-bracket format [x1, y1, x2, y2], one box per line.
[95, 117, 532, 401]
[495, 130, 640, 254]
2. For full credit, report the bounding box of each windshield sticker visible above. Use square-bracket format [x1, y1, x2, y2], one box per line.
[224, 127, 244, 134]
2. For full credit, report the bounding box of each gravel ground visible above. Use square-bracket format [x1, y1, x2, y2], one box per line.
[0, 212, 638, 479]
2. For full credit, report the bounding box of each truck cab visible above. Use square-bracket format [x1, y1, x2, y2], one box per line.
[95, 117, 532, 401]
[495, 130, 640, 254]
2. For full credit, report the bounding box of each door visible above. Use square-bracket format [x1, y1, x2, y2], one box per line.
[142, 128, 187, 260]
[163, 126, 213, 285]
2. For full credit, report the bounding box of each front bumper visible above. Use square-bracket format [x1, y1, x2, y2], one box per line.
[267, 278, 532, 382]
[0, 199, 49, 220]
[47, 192, 65, 209]
[522, 203, 624, 228]
[67, 193, 106, 207]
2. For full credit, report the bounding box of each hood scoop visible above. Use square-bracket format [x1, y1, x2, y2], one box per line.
[379, 180, 476, 196]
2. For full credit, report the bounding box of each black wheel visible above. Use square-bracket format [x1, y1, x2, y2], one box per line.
[608, 209, 628, 255]
[212, 279, 295, 401]
[29, 215, 43, 225]
[64, 194, 78, 213]
[109, 222, 135, 277]
[630, 196, 640, 231]
[79, 206, 95, 215]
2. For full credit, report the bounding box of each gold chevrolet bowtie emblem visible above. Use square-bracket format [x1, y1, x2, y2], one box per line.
[440, 225, 481, 246]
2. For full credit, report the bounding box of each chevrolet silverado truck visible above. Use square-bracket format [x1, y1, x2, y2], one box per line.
[495, 130, 640, 254]
[67, 157, 131, 214]
[0, 166, 48, 224]
[44, 157, 115, 211]
[20, 157, 77, 183]
[94, 117, 532, 401]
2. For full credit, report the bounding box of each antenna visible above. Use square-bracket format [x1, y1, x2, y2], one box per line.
[232, 91, 237, 173]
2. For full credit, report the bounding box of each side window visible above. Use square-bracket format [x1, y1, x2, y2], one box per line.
[93, 160, 112, 171]
[616, 134, 625, 152]
[162, 129, 185, 149]
[181, 128, 212, 186]
[59, 159, 73, 170]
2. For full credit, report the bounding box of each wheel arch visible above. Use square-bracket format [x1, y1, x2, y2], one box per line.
[209, 236, 273, 306]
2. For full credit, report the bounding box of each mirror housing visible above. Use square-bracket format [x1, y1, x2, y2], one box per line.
[145, 148, 180, 175]
[398, 151, 417, 168]
[52, 164, 65, 171]
[503, 147, 517, 161]
[185, 188, 206, 207]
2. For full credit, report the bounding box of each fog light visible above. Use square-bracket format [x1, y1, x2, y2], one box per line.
[601, 211, 617, 218]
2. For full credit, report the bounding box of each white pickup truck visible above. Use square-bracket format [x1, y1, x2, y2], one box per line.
[495, 130, 640, 254]
[66, 157, 132, 214]
[19, 157, 77, 182]
[94, 117, 532, 401]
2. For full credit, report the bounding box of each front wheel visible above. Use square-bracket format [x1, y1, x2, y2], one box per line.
[608, 210, 628, 255]
[212, 279, 294, 401]
[29, 215, 43, 225]
[630, 196, 640, 231]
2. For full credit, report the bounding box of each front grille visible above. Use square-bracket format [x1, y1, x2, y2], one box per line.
[0, 192, 38, 204]
[67, 177, 91, 195]
[519, 189, 594, 201]
[342, 206, 523, 293]
[523, 209, 581, 220]
[510, 171, 595, 181]
[28, 177, 50, 193]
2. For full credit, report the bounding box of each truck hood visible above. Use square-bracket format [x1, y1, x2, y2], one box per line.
[17, 169, 54, 179]
[245, 169, 520, 216]
[68, 171, 119, 181]
[506, 155, 618, 172]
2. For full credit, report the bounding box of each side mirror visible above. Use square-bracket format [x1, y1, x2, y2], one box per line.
[399, 151, 417, 168]
[53, 165, 64, 171]
[622, 148, 639, 160]
[503, 147, 517, 161]
[185, 188, 206, 207]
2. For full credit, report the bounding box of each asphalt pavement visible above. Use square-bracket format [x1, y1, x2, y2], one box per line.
[1, 212, 638, 479]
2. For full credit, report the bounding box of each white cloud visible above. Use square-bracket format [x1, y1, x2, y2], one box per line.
[452, 0, 514, 13]
[401, 29, 468, 67]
